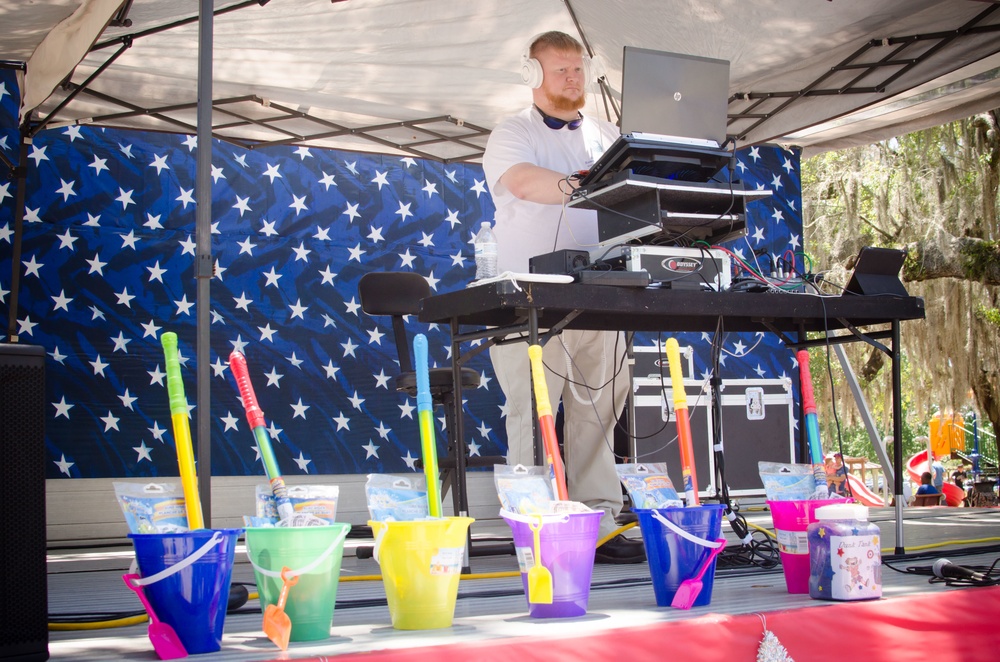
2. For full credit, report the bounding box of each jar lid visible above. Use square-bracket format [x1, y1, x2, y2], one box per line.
[815, 503, 868, 521]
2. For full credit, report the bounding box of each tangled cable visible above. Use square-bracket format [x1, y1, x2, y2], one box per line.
[717, 525, 781, 571]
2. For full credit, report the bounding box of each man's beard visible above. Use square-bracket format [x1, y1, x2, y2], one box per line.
[547, 92, 585, 113]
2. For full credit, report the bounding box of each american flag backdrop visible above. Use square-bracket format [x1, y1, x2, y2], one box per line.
[0, 69, 803, 481]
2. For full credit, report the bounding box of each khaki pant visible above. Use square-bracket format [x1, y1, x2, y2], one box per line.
[490, 329, 629, 538]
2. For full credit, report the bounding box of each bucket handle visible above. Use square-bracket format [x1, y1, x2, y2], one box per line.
[130, 530, 225, 587]
[372, 523, 388, 565]
[651, 510, 723, 549]
[245, 526, 350, 579]
[499, 509, 571, 525]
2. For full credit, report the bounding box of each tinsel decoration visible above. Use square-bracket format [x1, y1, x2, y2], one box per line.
[756, 614, 794, 662]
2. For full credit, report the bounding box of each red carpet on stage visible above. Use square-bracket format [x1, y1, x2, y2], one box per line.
[290, 585, 1000, 662]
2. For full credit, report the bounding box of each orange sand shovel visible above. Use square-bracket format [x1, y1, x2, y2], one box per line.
[263, 566, 299, 650]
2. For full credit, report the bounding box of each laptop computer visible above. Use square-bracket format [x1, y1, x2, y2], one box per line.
[576, 47, 732, 188]
[620, 47, 730, 146]
[844, 247, 910, 296]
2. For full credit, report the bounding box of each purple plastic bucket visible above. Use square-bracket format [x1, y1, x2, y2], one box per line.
[635, 505, 724, 608]
[501, 510, 602, 618]
[129, 528, 241, 654]
[767, 499, 848, 593]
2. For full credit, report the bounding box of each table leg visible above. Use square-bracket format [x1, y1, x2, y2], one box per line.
[449, 318, 471, 573]
[448, 318, 469, 517]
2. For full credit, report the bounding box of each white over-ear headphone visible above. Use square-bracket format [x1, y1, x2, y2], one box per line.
[520, 33, 594, 89]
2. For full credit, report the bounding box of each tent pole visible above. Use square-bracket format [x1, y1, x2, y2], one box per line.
[4, 129, 29, 343]
[891, 321, 904, 554]
[563, 0, 619, 123]
[833, 343, 895, 486]
[195, 0, 214, 525]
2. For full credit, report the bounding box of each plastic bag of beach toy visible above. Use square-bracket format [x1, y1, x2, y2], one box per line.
[615, 463, 683, 509]
[365, 474, 429, 521]
[114, 481, 189, 534]
[244, 483, 341, 527]
[758, 461, 818, 501]
[494, 464, 556, 514]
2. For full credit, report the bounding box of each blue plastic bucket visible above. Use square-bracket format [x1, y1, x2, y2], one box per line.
[635, 505, 724, 608]
[129, 528, 241, 654]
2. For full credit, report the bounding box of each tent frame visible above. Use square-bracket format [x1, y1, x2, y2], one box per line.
[728, 3, 1000, 142]
[19, 2, 1000, 162]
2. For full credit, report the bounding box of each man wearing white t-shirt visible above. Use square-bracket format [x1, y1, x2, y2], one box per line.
[482, 31, 644, 564]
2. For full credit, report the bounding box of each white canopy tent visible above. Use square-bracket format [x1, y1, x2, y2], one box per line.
[3, 0, 1000, 162]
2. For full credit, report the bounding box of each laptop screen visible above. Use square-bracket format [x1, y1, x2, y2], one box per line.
[575, 47, 732, 189]
[620, 46, 731, 147]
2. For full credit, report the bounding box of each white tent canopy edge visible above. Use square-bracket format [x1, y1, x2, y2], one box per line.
[3, 0, 1000, 159]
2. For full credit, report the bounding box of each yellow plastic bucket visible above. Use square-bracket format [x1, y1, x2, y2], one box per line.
[369, 517, 474, 630]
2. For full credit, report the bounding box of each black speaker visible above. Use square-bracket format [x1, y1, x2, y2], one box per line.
[528, 249, 590, 275]
[0, 344, 48, 662]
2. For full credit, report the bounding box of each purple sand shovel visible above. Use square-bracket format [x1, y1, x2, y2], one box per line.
[670, 538, 727, 610]
[122, 573, 188, 660]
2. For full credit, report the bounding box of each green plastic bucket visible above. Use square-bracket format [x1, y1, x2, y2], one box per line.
[245, 523, 351, 641]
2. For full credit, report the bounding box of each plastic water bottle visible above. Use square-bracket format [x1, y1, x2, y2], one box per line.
[474, 221, 498, 280]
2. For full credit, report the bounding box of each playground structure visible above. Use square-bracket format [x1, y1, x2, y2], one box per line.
[929, 411, 966, 457]
[832, 410, 998, 508]
[845, 473, 885, 507]
[923, 409, 998, 507]
[814, 342, 994, 508]
[929, 410, 998, 476]
[832, 451, 976, 507]
[906, 449, 965, 507]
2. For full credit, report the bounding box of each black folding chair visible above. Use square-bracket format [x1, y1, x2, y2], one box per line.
[358, 271, 505, 519]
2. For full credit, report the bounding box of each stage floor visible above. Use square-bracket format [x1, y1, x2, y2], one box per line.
[46, 506, 1000, 662]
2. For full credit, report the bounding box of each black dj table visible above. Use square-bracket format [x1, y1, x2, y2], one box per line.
[420, 280, 925, 552]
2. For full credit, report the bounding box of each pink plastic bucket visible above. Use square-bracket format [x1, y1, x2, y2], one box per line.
[767, 499, 847, 593]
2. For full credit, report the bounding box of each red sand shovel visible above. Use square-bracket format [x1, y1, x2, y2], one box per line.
[670, 538, 726, 610]
[122, 573, 187, 660]
[263, 566, 299, 650]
